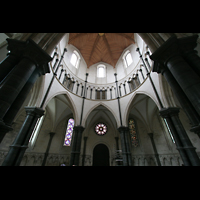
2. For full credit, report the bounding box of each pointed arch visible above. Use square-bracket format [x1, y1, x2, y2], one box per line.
[43, 90, 78, 126]
[124, 91, 160, 127]
[82, 102, 120, 128]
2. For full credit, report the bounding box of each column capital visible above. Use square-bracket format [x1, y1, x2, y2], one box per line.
[150, 35, 179, 67]
[23, 39, 52, 75]
[6, 38, 52, 75]
[73, 125, 85, 132]
[159, 107, 180, 118]
[6, 38, 27, 58]
[117, 126, 129, 133]
[24, 106, 45, 118]
[148, 132, 154, 138]
[178, 35, 199, 54]
[49, 132, 56, 138]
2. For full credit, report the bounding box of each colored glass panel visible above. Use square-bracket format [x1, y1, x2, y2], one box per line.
[128, 119, 139, 147]
[95, 123, 107, 135]
[64, 118, 74, 146]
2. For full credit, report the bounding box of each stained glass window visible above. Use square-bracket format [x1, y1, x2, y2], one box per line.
[63, 118, 74, 146]
[128, 119, 139, 147]
[95, 123, 107, 135]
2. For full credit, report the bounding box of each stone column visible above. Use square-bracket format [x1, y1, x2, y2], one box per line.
[159, 108, 191, 166]
[148, 133, 161, 166]
[150, 35, 200, 115]
[41, 132, 56, 166]
[159, 107, 200, 166]
[81, 136, 88, 166]
[115, 137, 119, 150]
[0, 38, 25, 83]
[69, 125, 85, 166]
[0, 57, 36, 121]
[156, 63, 200, 137]
[124, 127, 132, 165]
[2, 107, 45, 166]
[0, 68, 41, 143]
[0, 38, 52, 142]
[118, 126, 132, 166]
[178, 35, 200, 77]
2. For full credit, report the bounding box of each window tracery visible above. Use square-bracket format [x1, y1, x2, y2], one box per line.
[95, 123, 107, 135]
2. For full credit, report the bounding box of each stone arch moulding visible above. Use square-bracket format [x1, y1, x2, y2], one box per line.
[42, 90, 78, 126]
[81, 101, 120, 128]
[123, 91, 160, 127]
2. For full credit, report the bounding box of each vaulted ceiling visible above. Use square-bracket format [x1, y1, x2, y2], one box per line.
[68, 33, 135, 68]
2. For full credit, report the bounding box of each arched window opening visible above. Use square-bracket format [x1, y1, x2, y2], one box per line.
[97, 64, 106, 78]
[128, 119, 139, 147]
[163, 118, 175, 143]
[29, 113, 45, 148]
[63, 118, 75, 146]
[123, 50, 133, 68]
[70, 50, 80, 68]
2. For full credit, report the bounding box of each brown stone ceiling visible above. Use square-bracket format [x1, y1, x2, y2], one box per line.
[68, 33, 135, 68]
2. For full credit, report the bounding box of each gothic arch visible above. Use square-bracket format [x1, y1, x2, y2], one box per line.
[82, 102, 120, 128]
[124, 91, 160, 127]
[42, 91, 78, 125]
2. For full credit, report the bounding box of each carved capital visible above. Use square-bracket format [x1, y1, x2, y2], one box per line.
[150, 36, 180, 66]
[118, 126, 129, 133]
[6, 38, 52, 75]
[159, 107, 180, 118]
[6, 38, 27, 58]
[73, 125, 85, 133]
[25, 106, 45, 118]
[178, 35, 199, 54]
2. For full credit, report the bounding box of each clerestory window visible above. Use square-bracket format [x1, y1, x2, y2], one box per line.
[70, 50, 80, 68]
[97, 64, 106, 78]
[123, 50, 133, 68]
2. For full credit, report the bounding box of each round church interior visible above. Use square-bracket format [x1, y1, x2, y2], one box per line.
[0, 33, 200, 166]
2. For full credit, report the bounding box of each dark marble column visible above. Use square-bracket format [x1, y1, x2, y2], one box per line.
[0, 38, 52, 142]
[2, 107, 45, 166]
[159, 107, 200, 166]
[118, 126, 132, 166]
[69, 125, 85, 166]
[123, 84, 127, 95]
[0, 68, 42, 143]
[160, 109, 191, 166]
[155, 63, 200, 137]
[81, 136, 88, 166]
[150, 35, 200, 115]
[41, 132, 56, 166]
[0, 38, 26, 83]
[0, 57, 36, 121]
[148, 133, 161, 166]
[178, 35, 200, 77]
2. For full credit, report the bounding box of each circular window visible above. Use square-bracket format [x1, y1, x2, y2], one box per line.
[95, 123, 107, 135]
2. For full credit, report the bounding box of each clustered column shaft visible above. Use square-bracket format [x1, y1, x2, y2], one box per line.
[150, 35, 200, 166]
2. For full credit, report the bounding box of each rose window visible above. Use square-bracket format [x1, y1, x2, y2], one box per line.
[95, 123, 107, 135]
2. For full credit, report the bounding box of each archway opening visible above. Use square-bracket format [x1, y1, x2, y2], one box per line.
[93, 144, 109, 166]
